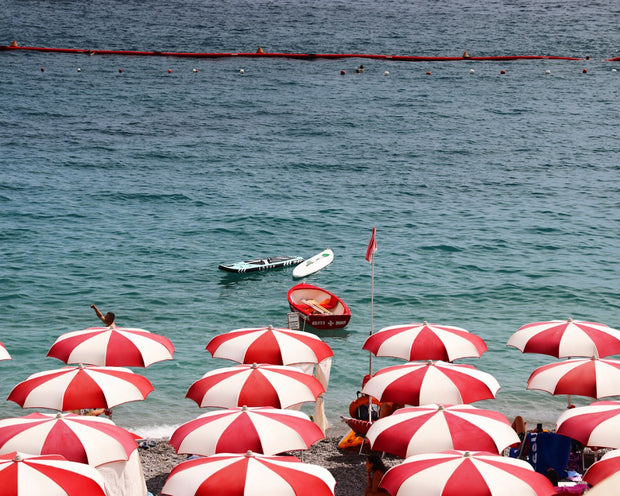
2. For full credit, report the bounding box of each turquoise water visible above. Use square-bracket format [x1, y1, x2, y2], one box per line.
[1, 0, 618, 438]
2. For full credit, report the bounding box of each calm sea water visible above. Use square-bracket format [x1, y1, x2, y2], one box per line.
[1, 0, 618, 438]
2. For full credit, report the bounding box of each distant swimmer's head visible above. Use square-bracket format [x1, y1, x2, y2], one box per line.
[104, 312, 115, 326]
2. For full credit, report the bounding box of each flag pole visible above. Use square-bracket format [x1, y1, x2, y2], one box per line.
[369, 251, 374, 378]
[365, 227, 377, 378]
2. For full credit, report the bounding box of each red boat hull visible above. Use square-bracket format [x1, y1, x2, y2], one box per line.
[287, 283, 351, 330]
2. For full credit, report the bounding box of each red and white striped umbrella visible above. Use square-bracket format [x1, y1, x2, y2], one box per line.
[584, 449, 620, 486]
[0, 412, 140, 466]
[206, 325, 333, 365]
[47, 326, 175, 367]
[0, 342, 11, 361]
[0, 451, 107, 496]
[556, 401, 620, 448]
[161, 452, 336, 496]
[527, 358, 620, 400]
[366, 404, 519, 458]
[507, 318, 620, 358]
[379, 450, 555, 496]
[169, 406, 324, 456]
[186, 363, 325, 409]
[361, 360, 500, 406]
[7, 364, 154, 411]
[363, 322, 487, 362]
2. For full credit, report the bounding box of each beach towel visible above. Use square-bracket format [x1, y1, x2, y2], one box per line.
[526, 432, 571, 478]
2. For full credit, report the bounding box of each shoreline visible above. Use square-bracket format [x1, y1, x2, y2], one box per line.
[138, 434, 398, 496]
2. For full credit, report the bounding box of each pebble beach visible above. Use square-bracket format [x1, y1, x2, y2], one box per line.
[139, 434, 389, 496]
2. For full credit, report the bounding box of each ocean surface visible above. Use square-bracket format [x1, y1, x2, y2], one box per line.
[1, 0, 618, 439]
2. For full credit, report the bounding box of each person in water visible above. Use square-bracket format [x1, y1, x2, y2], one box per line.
[91, 304, 115, 327]
[365, 455, 389, 496]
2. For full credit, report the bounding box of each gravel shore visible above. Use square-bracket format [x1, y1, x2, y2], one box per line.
[139, 435, 399, 496]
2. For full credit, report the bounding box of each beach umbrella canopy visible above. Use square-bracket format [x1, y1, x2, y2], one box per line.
[583, 449, 620, 486]
[206, 325, 333, 365]
[527, 358, 620, 400]
[7, 364, 154, 411]
[0, 412, 140, 466]
[507, 318, 620, 358]
[161, 451, 336, 496]
[361, 360, 500, 406]
[379, 450, 556, 496]
[363, 322, 488, 362]
[186, 363, 325, 409]
[169, 406, 324, 456]
[366, 404, 520, 458]
[556, 401, 620, 448]
[47, 326, 175, 367]
[0, 451, 107, 496]
[0, 342, 11, 361]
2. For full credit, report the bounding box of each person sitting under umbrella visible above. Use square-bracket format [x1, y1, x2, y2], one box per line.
[91, 304, 115, 327]
[68, 407, 113, 418]
[365, 455, 389, 496]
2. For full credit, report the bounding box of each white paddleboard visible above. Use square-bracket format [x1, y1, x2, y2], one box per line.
[293, 249, 334, 278]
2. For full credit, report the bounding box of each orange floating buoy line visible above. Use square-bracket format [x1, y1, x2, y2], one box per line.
[0, 44, 601, 62]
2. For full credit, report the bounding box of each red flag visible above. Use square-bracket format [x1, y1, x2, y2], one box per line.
[365, 227, 377, 262]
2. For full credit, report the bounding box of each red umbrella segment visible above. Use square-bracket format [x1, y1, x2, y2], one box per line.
[48, 326, 174, 367]
[363, 322, 487, 362]
[0, 452, 107, 496]
[366, 404, 519, 457]
[186, 363, 325, 409]
[0, 412, 140, 466]
[169, 406, 324, 456]
[362, 360, 500, 406]
[556, 401, 620, 449]
[0, 342, 11, 361]
[527, 358, 620, 401]
[7, 364, 154, 411]
[379, 450, 555, 496]
[161, 452, 336, 496]
[507, 319, 620, 359]
[206, 325, 333, 366]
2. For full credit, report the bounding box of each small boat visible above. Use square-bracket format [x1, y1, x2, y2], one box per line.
[287, 283, 351, 330]
[218, 256, 303, 273]
[292, 248, 334, 279]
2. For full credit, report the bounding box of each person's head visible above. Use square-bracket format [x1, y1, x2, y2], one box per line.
[366, 454, 387, 473]
[545, 468, 559, 486]
[103, 312, 115, 326]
